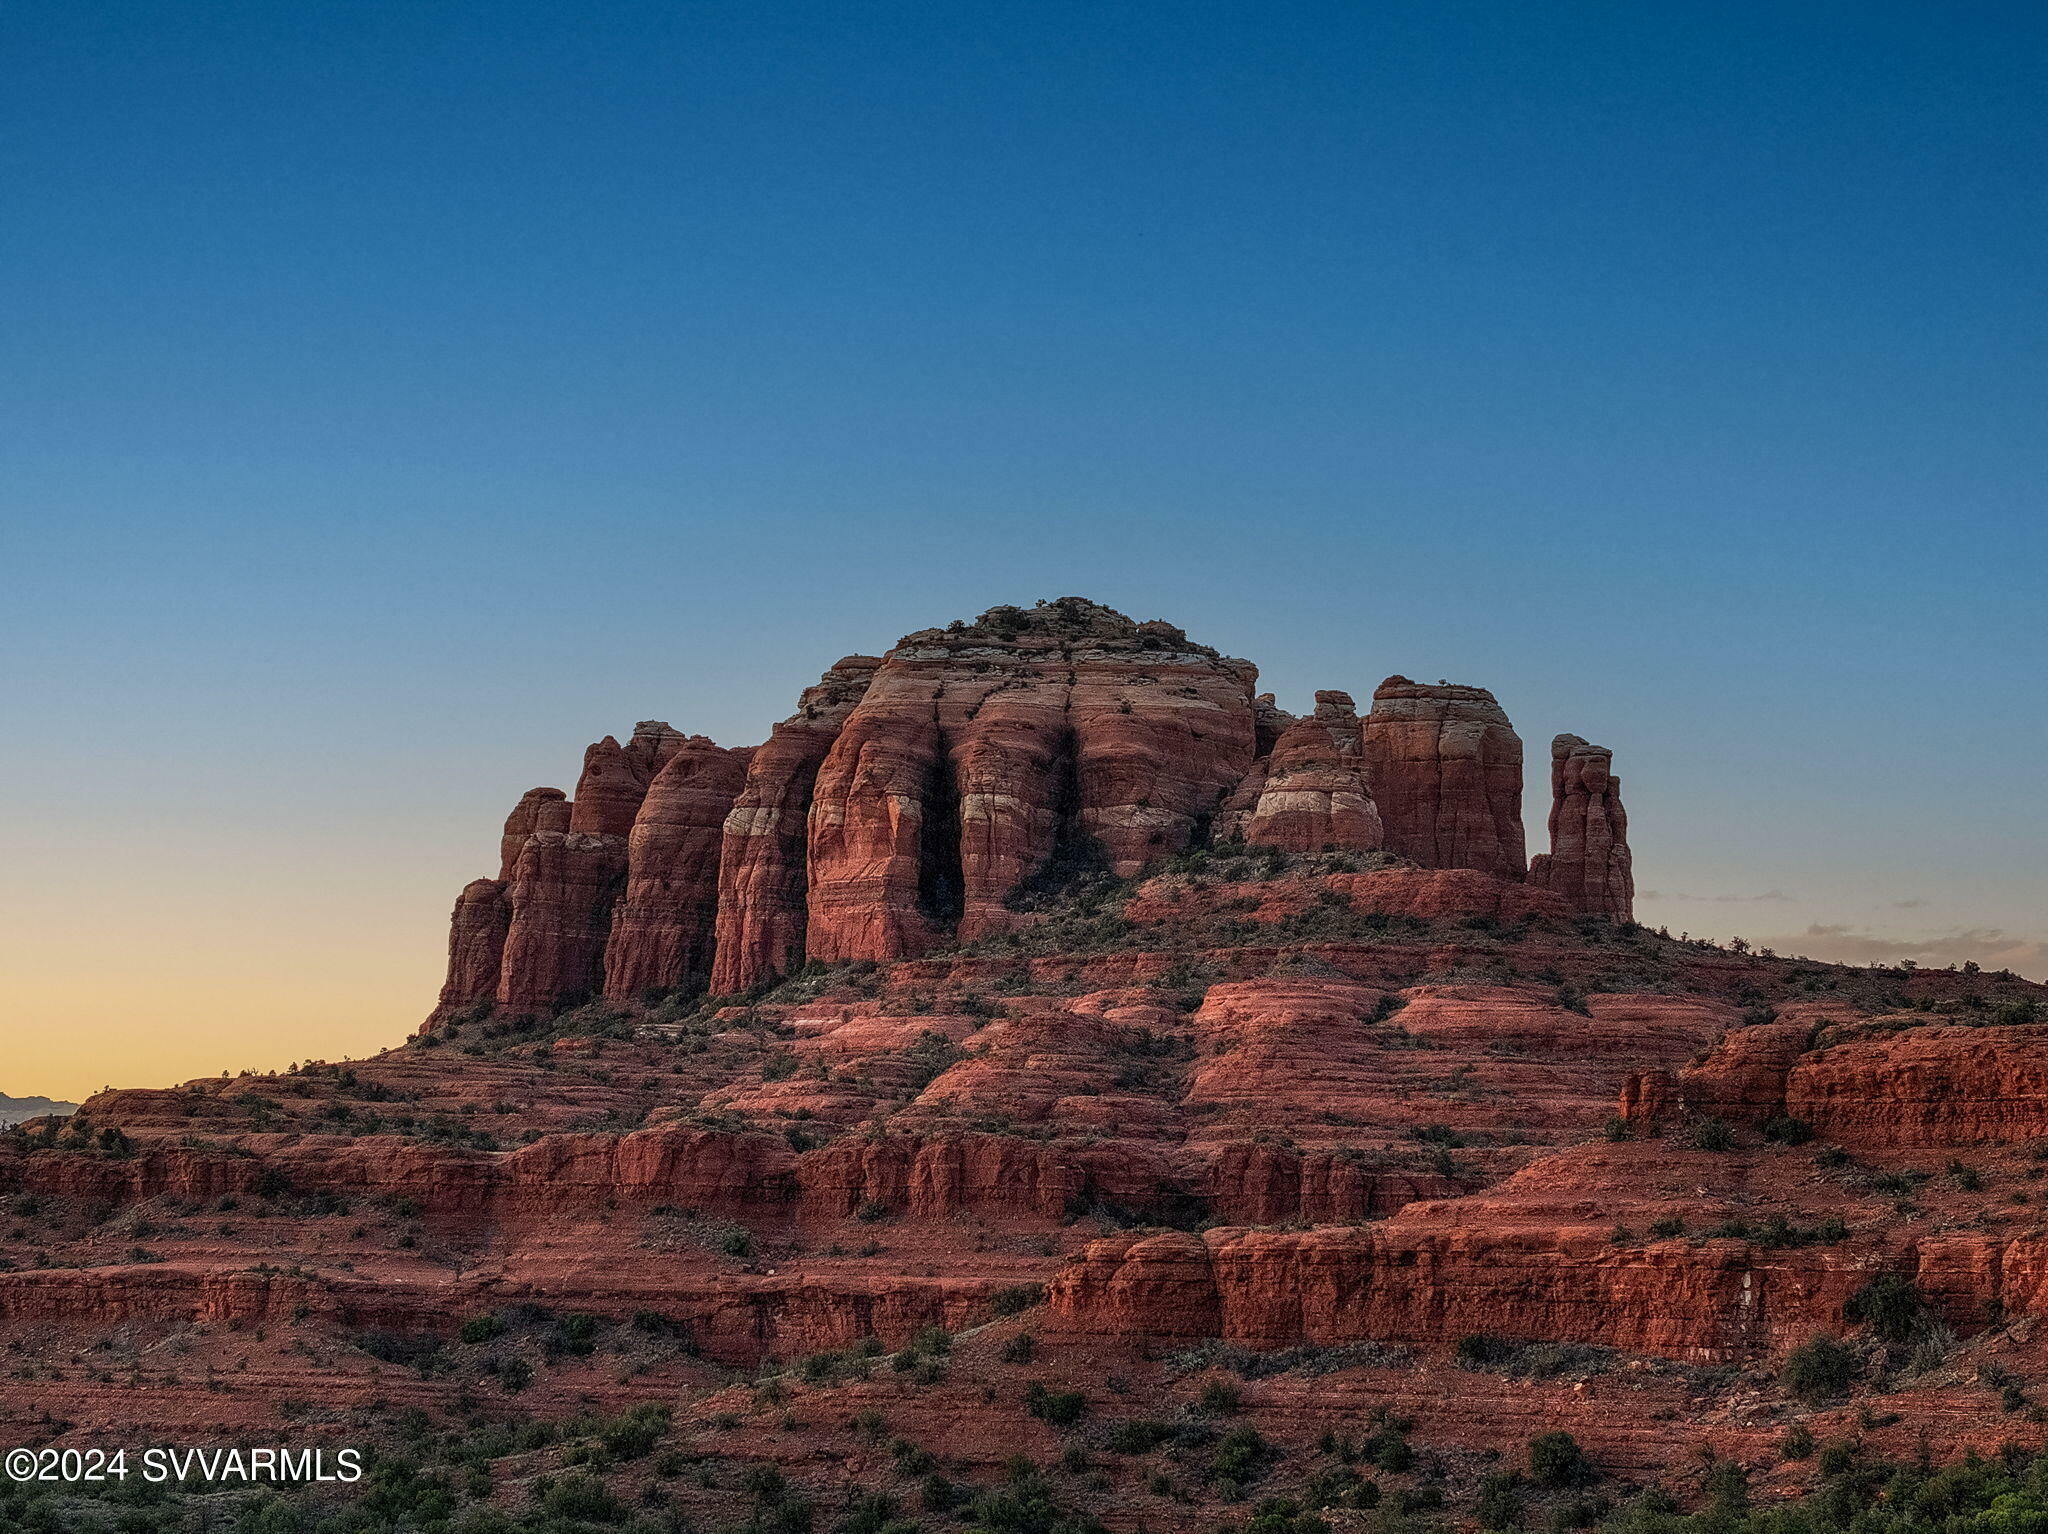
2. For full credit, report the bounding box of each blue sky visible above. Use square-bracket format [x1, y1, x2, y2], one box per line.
[3, 1, 2044, 1096]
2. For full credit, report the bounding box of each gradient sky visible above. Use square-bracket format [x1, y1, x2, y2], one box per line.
[4, 1, 2044, 1102]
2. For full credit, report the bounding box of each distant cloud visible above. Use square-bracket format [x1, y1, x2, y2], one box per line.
[1640, 889, 1794, 904]
[1754, 923, 2048, 980]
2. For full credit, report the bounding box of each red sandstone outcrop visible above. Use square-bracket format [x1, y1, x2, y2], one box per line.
[443, 724, 693, 1018]
[567, 722, 690, 836]
[1362, 676, 1525, 876]
[1250, 691, 1292, 755]
[1619, 1019, 1814, 1129]
[433, 783, 569, 1020]
[496, 831, 629, 1014]
[424, 606, 1678, 1019]
[803, 601, 1260, 964]
[1628, 1018, 2048, 1151]
[430, 878, 512, 1021]
[498, 786, 570, 880]
[602, 737, 753, 1001]
[1218, 694, 1382, 853]
[1786, 1025, 2048, 1147]
[1529, 733, 1634, 919]
[1315, 689, 1364, 751]
[1045, 1217, 1878, 1359]
[710, 656, 882, 993]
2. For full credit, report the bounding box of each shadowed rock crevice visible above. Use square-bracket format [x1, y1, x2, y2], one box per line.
[916, 723, 966, 929]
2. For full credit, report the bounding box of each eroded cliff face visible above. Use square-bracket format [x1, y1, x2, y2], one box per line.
[1362, 676, 1528, 877]
[803, 600, 1263, 964]
[602, 737, 753, 1002]
[1625, 1018, 2048, 1151]
[710, 656, 882, 993]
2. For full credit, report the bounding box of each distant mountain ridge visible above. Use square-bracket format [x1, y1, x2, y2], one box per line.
[0, 1092, 77, 1127]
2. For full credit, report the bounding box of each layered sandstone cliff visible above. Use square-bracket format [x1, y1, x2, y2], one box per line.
[710, 656, 882, 993]
[603, 737, 754, 1001]
[1361, 676, 1527, 877]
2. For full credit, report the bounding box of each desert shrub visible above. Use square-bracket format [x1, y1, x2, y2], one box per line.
[547, 1312, 600, 1358]
[1456, 1334, 1513, 1367]
[1167, 1339, 1410, 1379]
[458, 1313, 507, 1344]
[965, 1470, 1105, 1534]
[1477, 1471, 1525, 1530]
[1457, 1337, 1615, 1381]
[1782, 1335, 1859, 1404]
[1846, 1272, 1933, 1347]
[1024, 1382, 1088, 1427]
[1103, 1419, 1177, 1454]
[1528, 1430, 1595, 1488]
[1242, 1496, 1333, 1533]
[1761, 1116, 1814, 1144]
[1688, 1117, 1736, 1152]
[1363, 1424, 1413, 1473]
[631, 1309, 690, 1339]
[990, 1282, 1046, 1316]
[1211, 1425, 1274, 1485]
[599, 1404, 669, 1458]
[1703, 1461, 1749, 1512]
[540, 1473, 624, 1522]
[351, 1329, 447, 1375]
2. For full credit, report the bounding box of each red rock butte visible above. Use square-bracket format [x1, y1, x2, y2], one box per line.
[432, 598, 1635, 1021]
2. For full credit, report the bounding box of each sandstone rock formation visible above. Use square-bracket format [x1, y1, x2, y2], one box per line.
[1217, 692, 1381, 853]
[427, 784, 571, 1021]
[709, 656, 882, 993]
[803, 600, 1261, 964]
[1626, 1017, 2048, 1150]
[429, 878, 512, 1021]
[1529, 733, 1634, 919]
[497, 786, 569, 880]
[602, 737, 753, 1002]
[433, 604, 1647, 1019]
[495, 830, 629, 1014]
[1362, 676, 1526, 876]
[567, 721, 690, 836]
